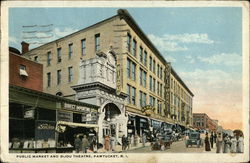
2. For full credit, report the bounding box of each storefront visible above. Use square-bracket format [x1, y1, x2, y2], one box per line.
[9, 85, 98, 153]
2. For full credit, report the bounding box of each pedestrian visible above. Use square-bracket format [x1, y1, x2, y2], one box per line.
[237, 134, 244, 153]
[223, 135, 231, 153]
[216, 133, 223, 153]
[122, 135, 127, 151]
[204, 133, 211, 151]
[130, 134, 134, 147]
[74, 135, 82, 153]
[230, 134, 237, 153]
[110, 135, 115, 151]
[134, 134, 138, 147]
[210, 132, 214, 148]
[82, 135, 89, 153]
[142, 133, 146, 147]
[91, 136, 98, 153]
[127, 135, 131, 150]
[104, 135, 110, 151]
[214, 133, 217, 144]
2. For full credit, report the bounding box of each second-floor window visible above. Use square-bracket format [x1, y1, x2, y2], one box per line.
[57, 48, 62, 63]
[68, 43, 73, 59]
[47, 72, 51, 87]
[140, 91, 146, 107]
[95, 33, 100, 51]
[68, 66, 73, 82]
[132, 39, 137, 57]
[131, 87, 136, 105]
[127, 84, 136, 105]
[81, 39, 86, 56]
[57, 69, 61, 85]
[149, 96, 155, 107]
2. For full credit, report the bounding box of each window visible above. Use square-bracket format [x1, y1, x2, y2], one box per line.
[127, 58, 131, 78]
[68, 66, 73, 82]
[57, 48, 62, 63]
[157, 64, 160, 77]
[95, 33, 100, 51]
[157, 81, 160, 95]
[144, 51, 147, 66]
[149, 96, 155, 107]
[20, 65, 26, 70]
[160, 67, 163, 79]
[131, 87, 136, 105]
[68, 43, 73, 59]
[149, 56, 152, 71]
[131, 62, 136, 81]
[132, 39, 137, 57]
[149, 76, 152, 91]
[127, 33, 131, 52]
[157, 100, 162, 115]
[140, 91, 146, 107]
[153, 78, 156, 92]
[47, 72, 51, 87]
[127, 85, 131, 103]
[153, 60, 156, 73]
[47, 52, 51, 66]
[57, 69, 61, 85]
[34, 56, 38, 62]
[140, 68, 147, 87]
[81, 39, 86, 56]
[139, 46, 143, 63]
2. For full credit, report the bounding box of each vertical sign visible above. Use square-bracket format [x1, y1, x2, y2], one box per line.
[116, 63, 121, 95]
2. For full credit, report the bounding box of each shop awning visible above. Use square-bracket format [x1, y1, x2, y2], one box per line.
[57, 121, 99, 128]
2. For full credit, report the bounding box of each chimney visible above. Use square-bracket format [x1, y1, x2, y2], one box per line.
[21, 41, 29, 54]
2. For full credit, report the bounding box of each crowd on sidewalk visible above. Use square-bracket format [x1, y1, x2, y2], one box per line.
[204, 132, 244, 153]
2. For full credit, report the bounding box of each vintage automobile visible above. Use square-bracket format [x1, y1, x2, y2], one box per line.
[186, 132, 203, 148]
[151, 130, 173, 150]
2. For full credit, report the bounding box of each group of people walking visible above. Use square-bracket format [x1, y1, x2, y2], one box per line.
[74, 135, 98, 153]
[204, 132, 244, 153]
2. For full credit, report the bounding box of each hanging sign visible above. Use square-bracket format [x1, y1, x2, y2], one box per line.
[57, 111, 73, 122]
[116, 63, 121, 95]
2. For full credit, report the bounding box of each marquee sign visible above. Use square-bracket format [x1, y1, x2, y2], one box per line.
[63, 103, 93, 113]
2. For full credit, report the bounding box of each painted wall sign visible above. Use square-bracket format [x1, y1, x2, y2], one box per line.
[64, 103, 92, 113]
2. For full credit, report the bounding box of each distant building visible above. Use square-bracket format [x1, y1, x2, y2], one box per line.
[193, 113, 217, 132]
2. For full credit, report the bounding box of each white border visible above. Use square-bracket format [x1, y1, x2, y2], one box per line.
[1, 1, 249, 163]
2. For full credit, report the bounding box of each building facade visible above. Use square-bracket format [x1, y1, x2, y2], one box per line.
[193, 113, 217, 132]
[22, 9, 194, 138]
[9, 47, 43, 91]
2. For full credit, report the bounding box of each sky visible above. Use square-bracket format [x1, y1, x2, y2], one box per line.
[9, 7, 243, 130]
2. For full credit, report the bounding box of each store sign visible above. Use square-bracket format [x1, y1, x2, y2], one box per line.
[141, 105, 155, 116]
[82, 112, 98, 122]
[116, 64, 121, 95]
[37, 123, 55, 130]
[57, 111, 73, 122]
[64, 103, 91, 113]
[24, 109, 35, 119]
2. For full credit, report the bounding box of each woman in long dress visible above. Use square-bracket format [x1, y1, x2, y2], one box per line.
[104, 135, 110, 151]
[204, 133, 211, 151]
[230, 135, 237, 153]
[223, 136, 231, 153]
[237, 135, 244, 153]
[216, 133, 223, 153]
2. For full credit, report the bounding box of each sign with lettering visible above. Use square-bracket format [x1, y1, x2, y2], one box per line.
[116, 63, 121, 95]
[35, 121, 55, 140]
[57, 111, 73, 122]
[82, 112, 98, 122]
[24, 109, 35, 119]
[64, 103, 92, 113]
[37, 123, 55, 130]
[142, 105, 155, 116]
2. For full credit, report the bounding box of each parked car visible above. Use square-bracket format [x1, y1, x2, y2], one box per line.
[186, 132, 203, 148]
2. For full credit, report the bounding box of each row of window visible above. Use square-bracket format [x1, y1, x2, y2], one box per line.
[40, 34, 100, 66]
[127, 84, 163, 114]
[46, 67, 73, 87]
[127, 33, 163, 80]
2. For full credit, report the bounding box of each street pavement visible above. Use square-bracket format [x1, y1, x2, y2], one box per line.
[123, 140, 216, 153]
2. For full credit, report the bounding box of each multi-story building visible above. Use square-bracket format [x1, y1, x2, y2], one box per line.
[22, 9, 194, 141]
[193, 113, 217, 132]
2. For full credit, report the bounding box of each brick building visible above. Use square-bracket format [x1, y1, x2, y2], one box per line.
[9, 46, 43, 91]
[193, 113, 217, 132]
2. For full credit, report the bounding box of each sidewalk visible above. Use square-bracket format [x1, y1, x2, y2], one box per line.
[96, 142, 151, 153]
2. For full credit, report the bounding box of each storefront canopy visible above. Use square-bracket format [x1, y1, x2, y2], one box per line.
[57, 121, 99, 128]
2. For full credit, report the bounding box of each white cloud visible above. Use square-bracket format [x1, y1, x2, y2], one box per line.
[185, 55, 196, 63]
[198, 53, 242, 66]
[54, 27, 78, 38]
[148, 34, 188, 52]
[9, 36, 18, 44]
[163, 33, 214, 44]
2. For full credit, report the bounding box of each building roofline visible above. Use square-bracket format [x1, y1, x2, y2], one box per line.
[171, 68, 194, 97]
[24, 15, 119, 54]
[10, 50, 43, 66]
[117, 9, 167, 64]
[9, 84, 99, 109]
